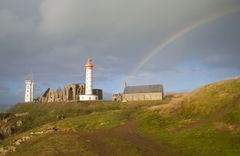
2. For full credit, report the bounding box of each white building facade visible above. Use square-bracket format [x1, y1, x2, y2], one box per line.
[79, 58, 98, 101]
[25, 80, 34, 102]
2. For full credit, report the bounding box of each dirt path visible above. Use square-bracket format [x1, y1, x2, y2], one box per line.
[77, 120, 174, 156]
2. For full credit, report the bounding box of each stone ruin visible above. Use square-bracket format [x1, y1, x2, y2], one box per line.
[40, 83, 103, 102]
[112, 93, 123, 102]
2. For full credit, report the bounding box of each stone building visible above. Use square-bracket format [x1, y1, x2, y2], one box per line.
[63, 83, 85, 101]
[93, 89, 103, 100]
[55, 88, 64, 102]
[112, 93, 123, 102]
[121, 84, 164, 102]
[40, 88, 55, 102]
[40, 83, 102, 102]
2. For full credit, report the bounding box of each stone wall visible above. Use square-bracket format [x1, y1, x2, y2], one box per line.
[122, 93, 163, 102]
[40, 88, 55, 102]
[63, 84, 85, 101]
[40, 83, 103, 102]
[112, 93, 123, 102]
[54, 88, 64, 102]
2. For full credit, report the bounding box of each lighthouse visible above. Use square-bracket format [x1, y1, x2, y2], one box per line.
[25, 80, 34, 102]
[85, 58, 93, 95]
[79, 58, 98, 101]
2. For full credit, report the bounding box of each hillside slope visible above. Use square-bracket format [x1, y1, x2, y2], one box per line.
[138, 77, 240, 156]
[149, 77, 240, 120]
[0, 78, 239, 156]
[1, 100, 175, 156]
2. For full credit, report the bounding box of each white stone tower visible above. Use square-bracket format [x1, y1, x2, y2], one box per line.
[79, 58, 98, 101]
[25, 80, 34, 102]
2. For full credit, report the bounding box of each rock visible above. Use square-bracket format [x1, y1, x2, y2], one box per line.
[34, 131, 44, 135]
[13, 136, 31, 146]
[22, 136, 30, 141]
[45, 130, 55, 133]
[3, 119, 8, 123]
[0, 113, 16, 124]
[46, 126, 58, 133]
[16, 120, 23, 127]
[0, 113, 18, 140]
[62, 128, 72, 132]
[2, 126, 15, 137]
[0, 146, 16, 155]
[13, 140, 21, 146]
[0, 147, 8, 155]
[0, 125, 16, 140]
[15, 112, 29, 117]
[56, 115, 66, 120]
[0, 113, 15, 121]
[14, 139, 24, 146]
[6, 146, 16, 152]
[100, 122, 106, 126]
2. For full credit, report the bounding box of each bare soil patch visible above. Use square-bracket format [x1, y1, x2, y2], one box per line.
[76, 120, 175, 156]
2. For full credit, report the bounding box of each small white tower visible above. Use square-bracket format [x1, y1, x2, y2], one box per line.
[79, 58, 98, 101]
[25, 80, 34, 102]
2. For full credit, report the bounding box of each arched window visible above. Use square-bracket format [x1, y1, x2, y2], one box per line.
[68, 87, 73, 101]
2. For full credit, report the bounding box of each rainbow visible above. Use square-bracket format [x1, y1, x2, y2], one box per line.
[124, 6, 240, 83]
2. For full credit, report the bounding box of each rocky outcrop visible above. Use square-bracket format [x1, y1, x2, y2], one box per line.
[0, 113, 24, 140]
[0, 113, 15, 123]
[0, 146, 16, 156]
[15, 112, 29, 117]
[16, 120, 23, 127]
[0, 126, 59, 156]
[0, 125, 15, 139]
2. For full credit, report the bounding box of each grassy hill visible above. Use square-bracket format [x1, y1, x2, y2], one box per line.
[137, 77, 240, 156]
[0, 78, 240, 156]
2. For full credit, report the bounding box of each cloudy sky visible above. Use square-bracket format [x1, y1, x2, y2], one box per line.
[0, 0, 240, 105]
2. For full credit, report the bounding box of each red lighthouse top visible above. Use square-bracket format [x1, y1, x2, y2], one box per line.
[85, 57, 93, 68]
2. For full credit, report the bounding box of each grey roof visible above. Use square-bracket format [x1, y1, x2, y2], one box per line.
[123, 84, 163, 94]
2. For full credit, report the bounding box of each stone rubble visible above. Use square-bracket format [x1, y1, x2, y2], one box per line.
[0, 126, 58, 156]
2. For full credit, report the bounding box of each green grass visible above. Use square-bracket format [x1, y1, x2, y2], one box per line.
[136, 109, 240, 156]
[135, 78, 240, 156]
[2, 78, 240, 156]
[179, 78, 240, 118]
[53, 110, 131, 130]
[9, 132, 95, 156]
[8, 101, 122, 132]
[223, 100, 240, 125]
[9, 132, 143, 156]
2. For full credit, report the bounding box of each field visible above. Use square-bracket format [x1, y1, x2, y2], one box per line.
[1, 78, 240, 156]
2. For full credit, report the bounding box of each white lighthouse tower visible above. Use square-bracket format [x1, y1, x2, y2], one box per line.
[25, 80, 34, 102]
[79, 58, 98, 101]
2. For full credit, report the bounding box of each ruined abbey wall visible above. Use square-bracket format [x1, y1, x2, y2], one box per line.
[40, 83, 102, 102]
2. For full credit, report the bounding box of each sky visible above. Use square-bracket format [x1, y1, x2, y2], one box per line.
[0, 0, 240, 105]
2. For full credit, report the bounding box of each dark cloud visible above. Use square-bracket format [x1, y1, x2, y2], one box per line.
[0, 0, 240, 105]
